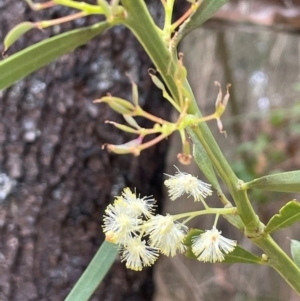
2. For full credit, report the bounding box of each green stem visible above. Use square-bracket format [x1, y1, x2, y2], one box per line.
[120, 2, 177, 92]
[53, 0, 104, 13]
[39, 12, 87, 28]
[213, 214, 220, 227]
[253, 235, 300, 294]
[174, 207, 236, 222]
[120, 0, 258, 231]
[119, 0, 256, 228]
[163, 0, 175, 41]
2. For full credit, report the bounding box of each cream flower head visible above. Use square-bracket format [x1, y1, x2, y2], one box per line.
[102, 203, 142, 244]
[191, 226, 236, 263]
[145, 214, 188, 257]
[120, 237, 159, 271]
[119, 187, 156, 217]
[164, 167, 212, 202]
[103, 188, 156, 244]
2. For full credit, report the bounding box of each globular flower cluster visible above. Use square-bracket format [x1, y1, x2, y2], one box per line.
[192, 226, 237, 263]
[103, 187, 187, 271]
[103, 170, 237, 271]
[164, 167, 213, 202]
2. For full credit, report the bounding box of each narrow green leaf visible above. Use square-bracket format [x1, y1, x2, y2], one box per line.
[243, 170, 300, 193]
[221, 245, 263, 264]
[175, 0, 230, 44]
[3, 22, 37, 54]
[291, 239, 300, 268]
[265, 200, 300, 234]
[187, 128, 221, 192]
[64, 241, 118, 301]
[0, 21, 111, 90]
[184, 229, 262, 264]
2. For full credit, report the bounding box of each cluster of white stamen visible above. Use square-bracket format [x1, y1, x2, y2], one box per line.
[103, 167, 237, 271]
[164, 167, 213, 202]
[192, 226, 237, 263]
[120, 237, 159, 271]
[120, 187, 156, 218]
[145, 214, 188, 257]
[103, 188, 188, 271]
[103, 203, 142, 244]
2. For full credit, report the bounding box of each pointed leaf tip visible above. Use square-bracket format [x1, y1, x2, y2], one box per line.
[3, 22, 37, 55]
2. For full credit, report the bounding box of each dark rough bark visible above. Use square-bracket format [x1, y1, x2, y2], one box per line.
[0, 1, 170, 300]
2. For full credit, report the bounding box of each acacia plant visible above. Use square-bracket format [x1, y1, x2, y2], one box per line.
[1, 1, 300, 301]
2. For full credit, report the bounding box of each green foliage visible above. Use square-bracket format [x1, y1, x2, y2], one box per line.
[291, 240, 300, 268]
[265, 200, 300, 234]
[244, 171, 300, 193]
[0, 22, 110, 90]
[184, 229, 263, 264]
[64, 241, 118, 301]
[218, 246, 262, 264]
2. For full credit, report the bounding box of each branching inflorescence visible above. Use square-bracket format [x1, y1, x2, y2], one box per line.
[103, 167, 237, 271]
[95, 66, 230, 165]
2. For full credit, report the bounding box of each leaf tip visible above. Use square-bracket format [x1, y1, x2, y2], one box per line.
[3, 22, 36, 54]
